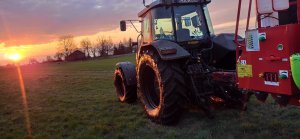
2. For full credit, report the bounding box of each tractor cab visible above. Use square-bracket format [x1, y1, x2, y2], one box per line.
[121, 0, 238, 70]
[121, 0, 214, 47]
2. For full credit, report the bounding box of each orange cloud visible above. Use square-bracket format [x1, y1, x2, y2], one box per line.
[213, 17, 256, 35]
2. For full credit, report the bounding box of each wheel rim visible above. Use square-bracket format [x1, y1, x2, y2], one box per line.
[141, 66, 160, 109]
[115, 74, 125, 97]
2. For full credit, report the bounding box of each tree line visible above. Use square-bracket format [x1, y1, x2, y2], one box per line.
[29, 35, 136, 64]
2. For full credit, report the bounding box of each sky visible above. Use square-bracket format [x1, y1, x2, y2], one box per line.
[0, 0, 255, 65]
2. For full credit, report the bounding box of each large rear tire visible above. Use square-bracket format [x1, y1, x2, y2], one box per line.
[114, 69, 137, 103]
[137, 53, 187, 125]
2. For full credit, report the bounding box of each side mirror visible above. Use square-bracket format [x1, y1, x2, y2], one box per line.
[120, 21, 126, 31]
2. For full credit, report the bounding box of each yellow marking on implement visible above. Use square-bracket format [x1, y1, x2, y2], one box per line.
[237, 64, 253, 78]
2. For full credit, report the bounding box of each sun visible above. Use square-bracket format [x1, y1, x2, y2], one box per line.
[8, 53, 22, 62]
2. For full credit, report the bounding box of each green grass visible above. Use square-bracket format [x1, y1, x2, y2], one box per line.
[0, 54, 300, 139]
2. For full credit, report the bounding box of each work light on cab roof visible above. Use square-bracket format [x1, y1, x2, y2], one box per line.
[144, 0, 211, 6]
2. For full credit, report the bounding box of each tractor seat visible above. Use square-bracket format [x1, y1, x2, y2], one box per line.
[176, 29, 191, 42]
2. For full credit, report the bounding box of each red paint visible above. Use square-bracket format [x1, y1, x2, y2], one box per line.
[235, 0, 300, 106]
[298, 0, 300, 22]
[238, 25, 300, 95]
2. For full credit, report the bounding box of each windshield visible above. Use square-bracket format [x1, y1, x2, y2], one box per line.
[151, 5, 209, 42]
[174, 5, 207, 42]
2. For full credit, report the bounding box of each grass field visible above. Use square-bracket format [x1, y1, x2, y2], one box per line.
[0, 54, 300, 139]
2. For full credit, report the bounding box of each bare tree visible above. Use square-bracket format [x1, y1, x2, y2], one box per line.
[120, 37, 134, 53]
[95, 36, 106, 57]
[29, 58, 39, 65]
[95, 36, 114, 57]
[54, 52, 64, 61]
[122, 37, 129, 47]
[107, 37, 114, 55]
[58, 35, 77, 57]
[80, 38, 92, 58]
[46, 56, 54, 62]
[90, 45, 97, 58]
[128, 38, 133, 53]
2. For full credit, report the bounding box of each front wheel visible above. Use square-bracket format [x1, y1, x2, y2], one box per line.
[137, 53, 187, 125]
[114, 69, 137, 103]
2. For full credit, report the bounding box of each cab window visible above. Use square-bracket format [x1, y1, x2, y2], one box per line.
[152, 7, 175, 41]
[174, 5, 206, 42]
[142, 13, 151, 43]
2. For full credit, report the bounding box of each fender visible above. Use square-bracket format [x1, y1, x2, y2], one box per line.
[141, 40, 190, 61]
[116, 62, 137, 86]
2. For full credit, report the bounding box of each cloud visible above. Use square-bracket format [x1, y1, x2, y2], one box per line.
[213, 17, 256, 34]
[0, 0, 259, 65]
[0, 0, 143, 46]
[0, 0, 254, 47]
[0, 43, 5, 48]
[94, 5, 103, 9]
[0, 43, 6, 60]
[208, 0, 256, 34]
[0, 0, 257, 47]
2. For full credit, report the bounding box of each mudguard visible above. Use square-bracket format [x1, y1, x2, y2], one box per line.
[147, 40, 190, 61]
[116, 62, 137, 86]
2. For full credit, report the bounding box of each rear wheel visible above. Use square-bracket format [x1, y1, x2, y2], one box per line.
[114, 69, 137, 103]
[137, 53, 187, 125]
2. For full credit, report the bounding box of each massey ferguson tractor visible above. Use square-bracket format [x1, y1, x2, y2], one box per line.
[113, 0, 300, 125]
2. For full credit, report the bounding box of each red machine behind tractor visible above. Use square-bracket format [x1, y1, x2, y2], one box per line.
[235, 0, 300, 106]
[114, 0, 300, 125]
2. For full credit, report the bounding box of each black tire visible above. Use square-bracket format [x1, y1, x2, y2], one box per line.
[272, 94, 290, 107]
[137, 53, 187, 125]
[254, 91, 268, 102]
[114, 69, 137, 103]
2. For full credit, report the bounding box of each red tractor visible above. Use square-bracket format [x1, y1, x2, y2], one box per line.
[114, 0, 300, 125]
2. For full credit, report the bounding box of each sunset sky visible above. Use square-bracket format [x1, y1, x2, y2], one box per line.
[0, 0, 255, 65]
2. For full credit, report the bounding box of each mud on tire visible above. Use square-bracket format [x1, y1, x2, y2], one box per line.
[137, 53, 187, 125]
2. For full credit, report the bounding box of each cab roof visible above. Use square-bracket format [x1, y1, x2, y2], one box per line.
[138, 0, 211, 17]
